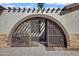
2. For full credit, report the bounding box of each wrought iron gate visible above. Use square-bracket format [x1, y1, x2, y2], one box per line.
[12, 19, 40, 47]
[47, 20, 66, 47]
[11, 17, 66, 47]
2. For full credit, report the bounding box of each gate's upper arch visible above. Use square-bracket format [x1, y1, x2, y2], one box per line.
[8, 14, 69, 47]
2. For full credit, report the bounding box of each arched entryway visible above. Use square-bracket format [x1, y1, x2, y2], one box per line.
[8, 14, 69, 47]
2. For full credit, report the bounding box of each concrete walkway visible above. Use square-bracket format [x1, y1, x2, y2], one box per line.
[0, 43, 79, 56]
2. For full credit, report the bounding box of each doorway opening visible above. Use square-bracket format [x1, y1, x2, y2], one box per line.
[9, 17, 67, 47]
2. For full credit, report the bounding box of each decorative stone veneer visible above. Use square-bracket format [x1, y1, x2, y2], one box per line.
[0, 33, 79, 48]
[0, 34, 9, 47]
[69, 34, 79, 48]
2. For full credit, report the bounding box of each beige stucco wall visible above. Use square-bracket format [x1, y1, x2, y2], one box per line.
[60, 10, 79, 48]
[0, 9, 79, 35]
[0, 10, 62, 35]
[60, 10, 79, 35]
[0, 9, 79, 48]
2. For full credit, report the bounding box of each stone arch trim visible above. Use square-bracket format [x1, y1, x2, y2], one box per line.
[8, 14, 70, 47]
